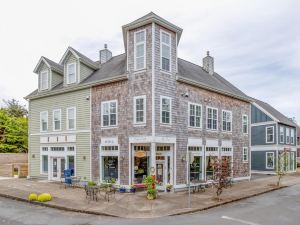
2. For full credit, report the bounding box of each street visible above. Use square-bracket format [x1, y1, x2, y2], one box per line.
[1, 184, 300, 225]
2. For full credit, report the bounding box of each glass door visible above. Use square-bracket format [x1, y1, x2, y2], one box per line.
[51, 157, 65, 181]
[52, 158, 58, 179]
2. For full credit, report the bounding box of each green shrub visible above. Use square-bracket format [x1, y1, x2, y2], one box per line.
[37, 193, 52, 202]
[28, 193, 38, 201]
[88, 181, 97, 186]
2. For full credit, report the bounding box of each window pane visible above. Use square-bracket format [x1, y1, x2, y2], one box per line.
[42, 155, 48, 173]
[136, 31, 145, 43]
[136, 57, 144, 70]
[103, 115, 109, 126]
[110, 114, 116, 125]
[68, 64, 76, 83]
[103, 156, 118, 181]
[162, 57, 170, 71]
[136, 44, 144, 57]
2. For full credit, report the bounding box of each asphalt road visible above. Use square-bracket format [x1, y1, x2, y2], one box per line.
[1, 184, 300, 225]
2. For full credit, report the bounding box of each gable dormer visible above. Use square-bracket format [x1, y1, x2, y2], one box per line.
[60, 47, 98, 86]
[33, 57, 63, 92]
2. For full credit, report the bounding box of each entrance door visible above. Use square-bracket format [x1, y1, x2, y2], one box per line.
[51, 157, 65, 181]
[156, 160, 168, 190]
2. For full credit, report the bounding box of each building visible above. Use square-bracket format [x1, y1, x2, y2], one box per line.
[26, 12, 251, 190]
[297, 126, 300, 162]
[251, 99, 298, 174]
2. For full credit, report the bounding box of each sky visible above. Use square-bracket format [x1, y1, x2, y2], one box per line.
[0, 0, 299, 123]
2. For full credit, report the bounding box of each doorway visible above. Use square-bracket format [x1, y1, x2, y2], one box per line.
[50, 157, 65, 181]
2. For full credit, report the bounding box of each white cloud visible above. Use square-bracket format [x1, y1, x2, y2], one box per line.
[0, 0, 299, 122]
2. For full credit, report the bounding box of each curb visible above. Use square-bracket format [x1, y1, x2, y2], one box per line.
[168, 185, 288, 216]
[0, 193, 118, 217]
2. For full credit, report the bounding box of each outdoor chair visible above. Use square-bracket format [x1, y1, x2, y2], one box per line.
[84, 185, 100, 202]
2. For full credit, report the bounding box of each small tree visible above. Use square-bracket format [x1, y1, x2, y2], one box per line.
[276, 150, 289, 186]
[2, 99, 28, 118]
[212, 158, 232, 201]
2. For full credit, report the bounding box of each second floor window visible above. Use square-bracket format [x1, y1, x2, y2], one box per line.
[102, 100, 117, 127]
[53, 109, 61, 131]
[242, 115, 248, 134]
[40, 111, 48, 132]
[266, 126, 274, 143]
[280, 126, 284, 143]
[40, 71, 48, 90]
[67, 63, 76, 84]
[161, 96, 171, 124]
[67, 107, 76, 130]
[134, 30, 145, 70]
[161, 31, 171, 71]
[134, 96, 146, 124]
[207, 107, 218, 130]
[189, 103, 202, 128]
[291, 129, 295, 144]
[222, 110, 232, 132]
[286, 127, 290, 144]
[243, 147, 248, 162]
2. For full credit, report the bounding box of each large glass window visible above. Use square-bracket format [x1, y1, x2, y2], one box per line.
[53, 109, 61, 131]
[134, 30, 145, 70]
[222, 110, 232, 132]
[161, 97, 171, 124]
[280, 126, 284, 143]
[190, 156, 203, 181]
[102, 156, 118, 182]
[101, 100, 117, 127]
[242, 115, 248, 134]
[266, 152, 274, 169]
[161, 31, 171, 71]
[67, 107, 76, 130]
[40, 111, 48, 132]
[189, 103, 202, 128]
[266, 126, 274, 143]
[40, 71, 48, 90]
[134, 96, 146, 124]
[207, 107, 218, 130]
[67, 63, 76, 84]
[206, 156, 218, 180]
[42, 155, 48, 173]
[133, 145, 150, 184]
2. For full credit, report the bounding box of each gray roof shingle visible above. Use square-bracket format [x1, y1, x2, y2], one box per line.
[43, 57, 63, 74]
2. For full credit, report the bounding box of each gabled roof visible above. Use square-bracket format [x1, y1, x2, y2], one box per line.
[177, 58, 251, 102]
[253, 99, 297, 127]
[122, 12, 183, 49]
[33, 56, 63, 74]
[59, 46, 99, 70]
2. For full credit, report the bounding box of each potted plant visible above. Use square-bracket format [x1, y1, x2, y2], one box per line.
[166, 184, 172, 192]
[144, 176, 157, 200]
[88, 181, 97, 186]
[119, 186, 126, 193]
[129, 185, 136, 193]
[147, 188, 157, 200]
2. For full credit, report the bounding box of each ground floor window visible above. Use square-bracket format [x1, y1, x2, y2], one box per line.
[67, 155, 75, 176]
[266, 152, 274, 169]
[206, 156, 218, 180]
[42, 155, 48, 173]
[133, 145, 150, 184]
[102, 156, 118, 182]
[190, 156, 203, 181]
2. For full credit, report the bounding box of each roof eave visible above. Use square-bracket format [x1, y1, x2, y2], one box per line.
[176, 75, 252, 103]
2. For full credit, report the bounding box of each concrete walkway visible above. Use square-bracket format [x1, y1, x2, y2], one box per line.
[0, 174, 299, 218]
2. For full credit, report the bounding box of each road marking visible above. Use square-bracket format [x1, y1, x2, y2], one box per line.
[221, 216, 261, 225]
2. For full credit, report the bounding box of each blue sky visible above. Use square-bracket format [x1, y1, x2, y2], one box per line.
[0, 0, 299, 122]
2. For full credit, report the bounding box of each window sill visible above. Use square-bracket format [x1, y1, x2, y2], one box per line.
[206, 129, 218, 133]
[133, 69, 147, 74]
[160, 123, 172, 128]
[101, 126, 118, 130]
[188, 127, 202, 131]
[133, 123, 146, 127]
[160, 70, 172, 75]
[222, 131, 232, 134]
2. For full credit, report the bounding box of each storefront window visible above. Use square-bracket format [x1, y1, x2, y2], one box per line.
[67, 155, 75, 176]
[102, 156, 118, 182]
[190, 156, 203, 181]
[133, 145, 150, 184]
[206, 156, 218, 180]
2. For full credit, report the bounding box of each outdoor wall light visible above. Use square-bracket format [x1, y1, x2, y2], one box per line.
[86, 95, 90, 100]
[181, 155, 186, 162]
[83, 156, 86, 160]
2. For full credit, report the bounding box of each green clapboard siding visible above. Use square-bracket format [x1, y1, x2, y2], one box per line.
[51, 71, 63, 89]
[80, 63, 94, 82]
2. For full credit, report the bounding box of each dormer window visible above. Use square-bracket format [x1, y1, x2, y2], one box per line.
[161, 31, 171, 72]
[40, 70, 49, 90]
[134, 30, 146, 71]
[67, 63, 77, 84]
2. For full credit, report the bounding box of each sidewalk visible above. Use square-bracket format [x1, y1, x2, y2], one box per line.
[0, 174, 299, 218]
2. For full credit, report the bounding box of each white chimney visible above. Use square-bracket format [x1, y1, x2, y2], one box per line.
[99, 44, 112, 64]
[202, 51, 214, 75]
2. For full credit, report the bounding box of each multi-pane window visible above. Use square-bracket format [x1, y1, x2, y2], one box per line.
[189, 103, 202, 128]
[266, 126, 274, 143]
[102, 100, 117, 127]
[266, 152, 274, 169]
[40, 71, 49, 90]
[222, 110, 232, 132]
[40, 111, 48, 132]
[134, 96, 146, 124]
[280, 126, 284, 143]
[41, 155, 48, 173]
[67, 155, 75, 175]
[286, 127, 290, 144]
[188, 146, 202, 151]
[53, 109, 61, 131]
[134, 30, 146, 70]
[207, 107, 218, 130]
[242, 115, 248, 134]
[67, 63, 76, 84]
[161, 31, 171, 71]
[67, 107, 76, 130]
[291, 129, 295, 144]
[161, 96, 171, 124]
[243, 147, 248, 162]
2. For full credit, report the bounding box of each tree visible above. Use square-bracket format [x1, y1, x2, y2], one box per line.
[2, 99, 28, 117]
[276, 149, 289, 186]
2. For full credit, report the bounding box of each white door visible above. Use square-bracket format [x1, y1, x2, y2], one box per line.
[51, 157, 65, 181]
[156, 160, 167, 190]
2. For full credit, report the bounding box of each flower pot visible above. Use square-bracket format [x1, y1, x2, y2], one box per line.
[147, 194, 155, 200]
[130, 188, 136, 193]
[119, 188, 126, 193]
[166, 189, 171, 192]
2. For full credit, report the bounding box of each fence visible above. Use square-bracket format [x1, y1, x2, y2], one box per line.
[0, 153, 28, 177]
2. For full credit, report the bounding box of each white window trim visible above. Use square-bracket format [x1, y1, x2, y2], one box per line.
[52, 109, 62, 131]
[266, 152, 275, 169]
[40, 148, 49, 175]
[134, 29, 146, 71]
[160, 96, 172, 125]
[222, 110, 232, 132]
[188, 102, 202, 129]
[66, 62, 77, 84]
[291, 129, 295, 144]
[40, 111, 48, 132]
[160, 30, 172, 73]
[133, 95, 146, 124]
[101, 100, 118, 128]
[66, 107, 76, 130]
[243, 147, 248, 163]
[40, 70, 49, 90]
[266, 126, 275, 143]
[242, 114, 249, 134]
[286, 127, 290, 144]
[206, 106, 218, 131]
[279, 126, 284, 143]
